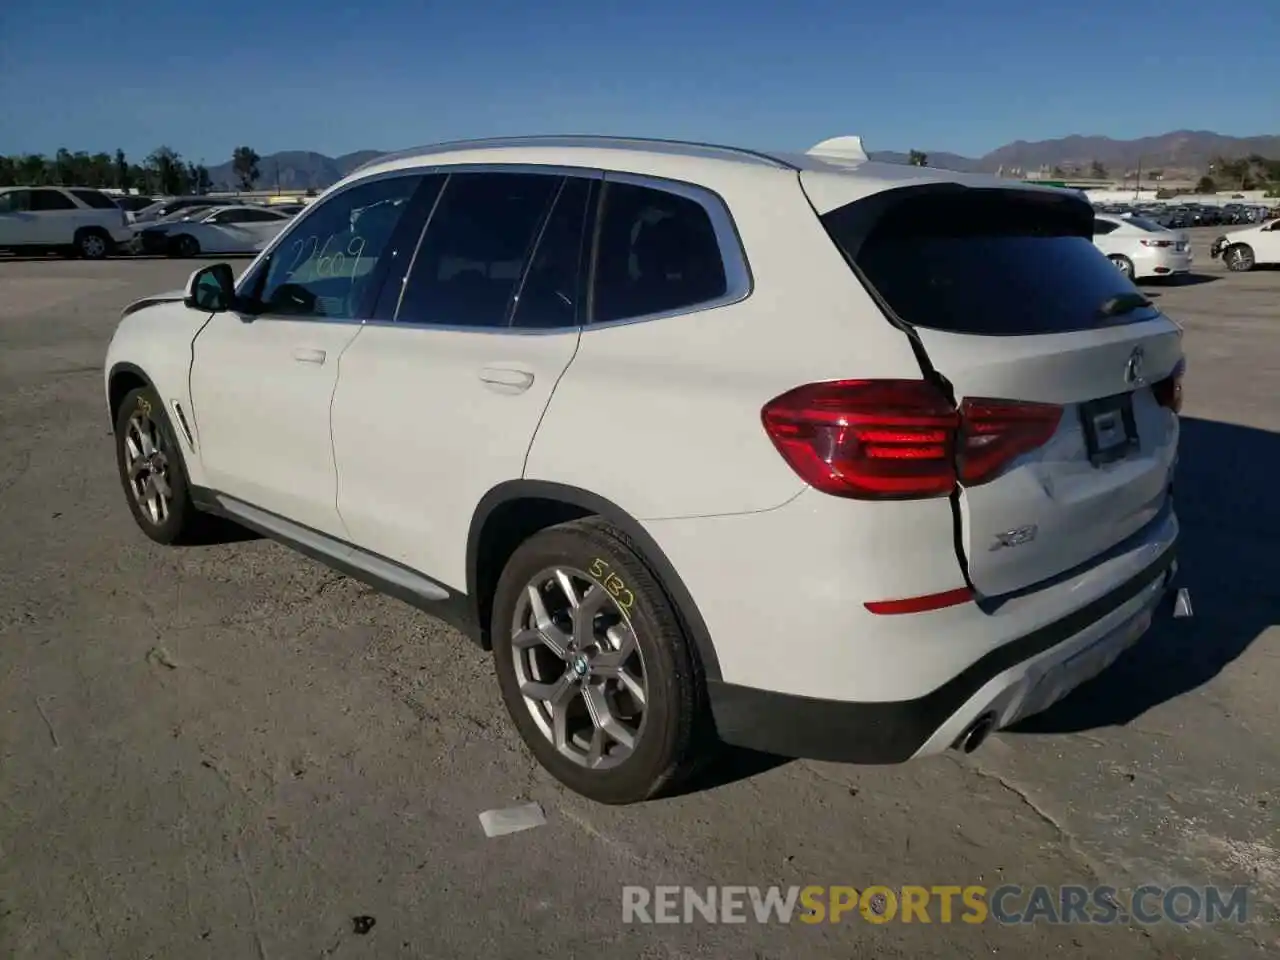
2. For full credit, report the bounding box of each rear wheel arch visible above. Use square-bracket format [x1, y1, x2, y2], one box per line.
[466, 481, 723, 680]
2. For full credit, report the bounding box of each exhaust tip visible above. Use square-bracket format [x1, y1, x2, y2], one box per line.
[958, 713, 997, 754]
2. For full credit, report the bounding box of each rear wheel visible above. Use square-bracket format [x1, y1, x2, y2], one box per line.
[491, 518, 708, 804]
[170, 234, 199, 258]
[1224, 243, 1255, 272]
[1108, 254, 1135, 279]
[74, 228, 111, 260]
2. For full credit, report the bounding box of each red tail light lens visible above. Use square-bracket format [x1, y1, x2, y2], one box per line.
[761, 380, 1063, 500]
[1140, 239, 1174, 248]
[1153, 359, 1185, 413]
[958, 398, 1063, 485]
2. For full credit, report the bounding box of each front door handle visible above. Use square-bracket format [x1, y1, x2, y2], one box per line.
[479, 366, 534, 393]
[293, 347, 327, 365]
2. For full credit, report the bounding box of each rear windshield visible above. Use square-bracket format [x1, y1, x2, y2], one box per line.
[824, 187, 1160, 336]
[1123, 215, 1167, 232]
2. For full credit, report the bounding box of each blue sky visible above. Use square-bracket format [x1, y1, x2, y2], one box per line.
[1, 0, 1276, 165]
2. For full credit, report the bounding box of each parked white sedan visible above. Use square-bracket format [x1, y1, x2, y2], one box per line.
[134, 205, 292, 257]
[1092, 213, 1192, 280]
[1210, 219, 1280, 272]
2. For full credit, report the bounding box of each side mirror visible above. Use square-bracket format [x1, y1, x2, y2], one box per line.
[184, 263, 235, 312]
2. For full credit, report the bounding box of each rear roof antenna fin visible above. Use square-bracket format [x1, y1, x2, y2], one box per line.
[806, 135, 868, 162]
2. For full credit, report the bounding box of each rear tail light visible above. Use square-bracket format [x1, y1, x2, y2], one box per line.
[761, 380, 1062, 500]
[1140, 239, 1174, 248]
[1153, 359, 1185, 413]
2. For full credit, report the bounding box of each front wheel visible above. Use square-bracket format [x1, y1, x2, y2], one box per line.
[170, 234, 199, 258]
[491, 518, 709, 804]
[1224, 244, 1255, 272]
[113, 385, 203, 544]
[1109, 254, 1135, 279]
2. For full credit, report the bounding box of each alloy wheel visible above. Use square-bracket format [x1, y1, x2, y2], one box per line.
[1228, 246, 1254, 271]
[510, 566, 648, 770]
[123, 409, 173, 525]
[81, 234, 106, 258]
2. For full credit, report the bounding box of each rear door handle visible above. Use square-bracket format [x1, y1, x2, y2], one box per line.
[293, 348, 327, 365]
[478, 366, 534, 393]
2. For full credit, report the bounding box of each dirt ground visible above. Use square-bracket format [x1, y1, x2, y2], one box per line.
[1, 230, 1276, 958]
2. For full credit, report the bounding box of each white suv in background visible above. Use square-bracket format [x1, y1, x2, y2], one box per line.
[0, 186, 133, 258]
[103, 135, 1185, 805]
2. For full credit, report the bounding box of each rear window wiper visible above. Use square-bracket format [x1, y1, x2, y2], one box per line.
[1097, 292, 1153, 318]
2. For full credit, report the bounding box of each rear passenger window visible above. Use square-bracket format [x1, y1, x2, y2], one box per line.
[1092, 219, 1118, 236]
[510, 177, 594, 329]
[70, 189, 120, 210]
[30, 190, 77, 211]
[591, 181, 727, 324]
[396, 172, 562, 328]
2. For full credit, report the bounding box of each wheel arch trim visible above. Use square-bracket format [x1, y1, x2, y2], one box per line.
[467, 480, 723, 680]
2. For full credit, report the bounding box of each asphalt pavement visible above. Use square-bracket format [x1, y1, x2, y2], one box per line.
[0, 231, 1276, 958]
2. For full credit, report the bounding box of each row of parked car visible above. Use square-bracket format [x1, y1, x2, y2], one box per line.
[1091, 204, 1280, 276]
[1095, 201, 1275, 228]
[0, 186, 306, 259]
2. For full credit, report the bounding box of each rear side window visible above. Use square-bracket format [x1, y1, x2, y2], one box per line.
[826, 188, 1158, 336]
[70, 189, 120, 209]
[1092, 219, 1119, 236]
[396, 172, 562, 328]
[591, 181, 727, 324]
[510, 176, 594, 329]
[30, 189, 78, 211]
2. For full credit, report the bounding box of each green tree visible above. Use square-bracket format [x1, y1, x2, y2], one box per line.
[87, 152, 113, 187]
[1089, 159, 1107, 179]
[1195, 175, 1216, 194]
[147, 146, 185, 195]
[232, 146, 261, 190]
[907, 149, 928, 167]
[0, 155, 15, 186]
[114, 149, 131, 191]
[16, 154, 49, 185]
[1051, 165, 1065, 178]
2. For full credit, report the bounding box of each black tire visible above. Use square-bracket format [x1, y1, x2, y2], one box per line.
[1224, 243, 1255, 273]
[170, 234, 199, 258]
[1109, 254, 1135, 279]
[113, 385, 203, 545]
[491, 517, 710, 804]
[74, 228, 112, 260]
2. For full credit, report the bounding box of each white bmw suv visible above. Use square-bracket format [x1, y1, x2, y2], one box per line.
[104, 135, 1185, 804]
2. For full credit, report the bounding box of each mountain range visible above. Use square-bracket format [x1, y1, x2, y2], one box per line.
[204, 130, 1279, 190]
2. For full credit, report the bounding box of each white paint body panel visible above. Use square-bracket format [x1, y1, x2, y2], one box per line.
[103, 299, 214, 487]
[188, 313, 361, 536]
[526, 167, 924, 517]
[331, 324, 580, 589]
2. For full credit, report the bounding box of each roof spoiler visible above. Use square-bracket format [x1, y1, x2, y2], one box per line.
[806, 135, 868, 162]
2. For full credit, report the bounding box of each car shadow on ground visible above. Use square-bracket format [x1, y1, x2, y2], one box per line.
[1140, 273, 1219, 287]
[1012, 416, 1279, 735]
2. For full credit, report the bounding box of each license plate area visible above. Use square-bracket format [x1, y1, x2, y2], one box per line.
[1080, 392, 1139, 466]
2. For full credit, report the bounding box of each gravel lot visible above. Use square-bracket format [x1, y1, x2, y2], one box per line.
[1, 230, 1277, 959]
